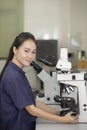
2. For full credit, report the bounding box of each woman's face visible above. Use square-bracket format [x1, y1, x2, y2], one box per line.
[12, 39, 36, 68]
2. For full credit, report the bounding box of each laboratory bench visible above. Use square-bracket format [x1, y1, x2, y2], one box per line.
[36, 119, 87, 130]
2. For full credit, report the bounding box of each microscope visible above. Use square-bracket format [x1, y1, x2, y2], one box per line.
[31, 48, 87, 123]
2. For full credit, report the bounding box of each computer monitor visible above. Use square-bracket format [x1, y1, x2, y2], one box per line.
[36, 39, 58, 66]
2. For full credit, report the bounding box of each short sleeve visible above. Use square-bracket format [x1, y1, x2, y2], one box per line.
[4, 77, 35, 109]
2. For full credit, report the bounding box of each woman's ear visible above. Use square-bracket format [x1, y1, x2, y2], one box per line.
[13, 46, 17, 54]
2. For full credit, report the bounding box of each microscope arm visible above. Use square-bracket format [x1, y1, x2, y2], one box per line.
[31, 61, 60, 104]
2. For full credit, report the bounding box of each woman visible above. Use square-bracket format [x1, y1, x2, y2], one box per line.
[0, 32, 78, 130]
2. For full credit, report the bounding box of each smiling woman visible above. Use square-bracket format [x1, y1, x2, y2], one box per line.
[0, 32, 37, 130]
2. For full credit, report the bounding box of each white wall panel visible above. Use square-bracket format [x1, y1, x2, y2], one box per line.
[24, 0, 70, 48]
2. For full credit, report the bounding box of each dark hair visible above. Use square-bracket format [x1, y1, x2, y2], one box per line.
[0, 32, 37, 80]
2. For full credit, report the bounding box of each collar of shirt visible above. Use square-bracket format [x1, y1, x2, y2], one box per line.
[9, 61, 25, 75]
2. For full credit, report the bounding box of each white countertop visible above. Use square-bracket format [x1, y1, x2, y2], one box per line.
[36, 123, 87, 130]
[36, 119, 87, 130]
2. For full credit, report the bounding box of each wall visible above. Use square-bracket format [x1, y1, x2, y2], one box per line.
[0, 0, 24, 58]
[70, 0, 87, 51]
[24, 0, 87, 53]
[24, 0, 70, 48]
[0, 60, 6, 72]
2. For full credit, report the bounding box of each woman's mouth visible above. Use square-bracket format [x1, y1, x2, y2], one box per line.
[26, 60, 32, 64]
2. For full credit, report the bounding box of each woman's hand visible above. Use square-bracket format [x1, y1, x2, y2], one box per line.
[60, 111, 79, 124]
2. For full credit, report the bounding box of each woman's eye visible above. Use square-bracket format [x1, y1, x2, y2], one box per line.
[25, 50, 29, 53]
[32, 51, 36, 54]
[24, 49, 36, 54]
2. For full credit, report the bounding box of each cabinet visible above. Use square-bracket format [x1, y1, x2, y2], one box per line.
[77, 60, 87, 69]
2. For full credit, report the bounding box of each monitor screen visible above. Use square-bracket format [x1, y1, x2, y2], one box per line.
[36, 39, 58, 65]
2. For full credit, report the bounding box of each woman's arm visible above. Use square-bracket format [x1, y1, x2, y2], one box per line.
[25, 104, 78, 124]
[36, 99, 60, 115]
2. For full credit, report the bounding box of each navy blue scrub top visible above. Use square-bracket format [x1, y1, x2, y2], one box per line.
[0, 62, 37, 130]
